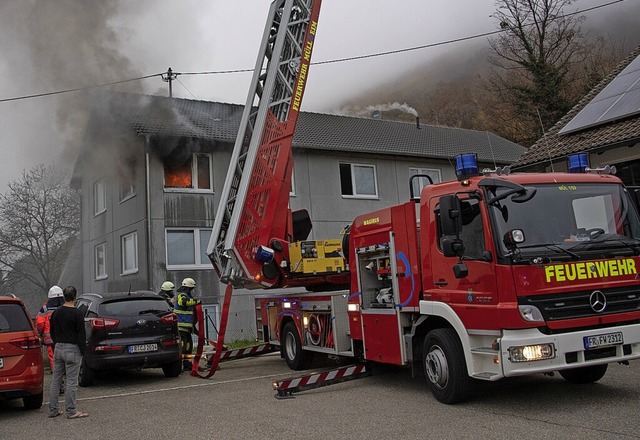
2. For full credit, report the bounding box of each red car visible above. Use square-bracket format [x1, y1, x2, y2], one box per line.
[0, 294, 44, 409]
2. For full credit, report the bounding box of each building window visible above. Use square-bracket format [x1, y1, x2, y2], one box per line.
[409, 167, 441, 197]
[94, 179, 106, 215]
[166, 228, 212, 269]
[164, 153, 212, 191]
[339, 163, 378, 198]
[121, 232, 138, 275]
[290, 169, 296, 197]
[119, 176, 135, 202]
[95, 243, 107, 280]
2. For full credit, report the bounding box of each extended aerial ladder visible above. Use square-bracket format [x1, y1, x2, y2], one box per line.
[198, 0, 323, 377]
[208, 0, 321, 289]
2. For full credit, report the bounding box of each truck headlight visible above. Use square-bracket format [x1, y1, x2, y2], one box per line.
[518, 305, 544, 322]
[508, 343, 555, 362]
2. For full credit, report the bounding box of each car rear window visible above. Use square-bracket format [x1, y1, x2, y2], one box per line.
[0, 303, 32, 332]
[98, 298, 170, 317]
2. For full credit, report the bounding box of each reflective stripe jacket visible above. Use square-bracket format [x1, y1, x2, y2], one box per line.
[174, 289, 198, 332]
[36, 304, 59, 345]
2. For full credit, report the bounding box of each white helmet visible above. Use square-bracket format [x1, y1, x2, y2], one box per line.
[161, 281, 175, 291]
[181, 277, 196, 288]
[48, 285, 63, 298]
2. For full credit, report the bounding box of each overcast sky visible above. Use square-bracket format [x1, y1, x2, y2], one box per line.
[0, 0, 638, 191]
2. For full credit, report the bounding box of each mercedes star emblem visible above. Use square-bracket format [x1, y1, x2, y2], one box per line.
[589, 290, 607, 313]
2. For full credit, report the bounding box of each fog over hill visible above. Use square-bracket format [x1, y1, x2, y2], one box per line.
[336, 2, 640, 141]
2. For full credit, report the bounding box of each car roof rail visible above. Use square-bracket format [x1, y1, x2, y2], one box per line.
[1, 293, 18, 298]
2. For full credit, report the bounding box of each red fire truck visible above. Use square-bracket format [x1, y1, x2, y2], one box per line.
[204, 0, 640, 404]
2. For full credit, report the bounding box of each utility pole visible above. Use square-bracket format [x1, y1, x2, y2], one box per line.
[162, 67, 178, 97]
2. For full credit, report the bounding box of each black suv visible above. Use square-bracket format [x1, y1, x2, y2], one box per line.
[75, 291, 182, 386]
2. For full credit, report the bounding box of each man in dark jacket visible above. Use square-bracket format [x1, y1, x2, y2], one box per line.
[174, 277, 200, 371]
[48, 286, 88, 419]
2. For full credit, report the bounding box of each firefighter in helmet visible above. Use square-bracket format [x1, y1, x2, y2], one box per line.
[158, 281, 175, 308]
[36, 286, 65, 372]
[174, 277, 200, 371]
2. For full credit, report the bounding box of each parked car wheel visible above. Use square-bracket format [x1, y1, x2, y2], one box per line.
[22, 391, 43, 410]
[79, 359, 95, 387]
[162, 360, 182, 378]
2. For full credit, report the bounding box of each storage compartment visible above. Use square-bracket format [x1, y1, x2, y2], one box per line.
[356, 243, 395, 309]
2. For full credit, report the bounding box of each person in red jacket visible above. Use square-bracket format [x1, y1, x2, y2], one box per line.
[36, 286, 64, 372]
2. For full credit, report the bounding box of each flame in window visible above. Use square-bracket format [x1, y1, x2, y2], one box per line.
[164, 161, 192, 188]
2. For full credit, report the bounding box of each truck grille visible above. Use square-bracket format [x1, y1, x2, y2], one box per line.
[518, 286, 640, 321]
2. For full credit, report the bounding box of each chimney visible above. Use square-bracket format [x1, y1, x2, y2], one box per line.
[416, 116, 421, 130]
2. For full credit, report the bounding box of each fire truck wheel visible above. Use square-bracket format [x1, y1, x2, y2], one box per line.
[282, 322, 312, 370]
[559, 363, 608, 384]
[423, 328, 470, 404]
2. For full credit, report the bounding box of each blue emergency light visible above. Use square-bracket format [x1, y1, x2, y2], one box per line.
[568, 153, 589, 173]
[455, 153, 478, 181]
[255, 245, 275, 263]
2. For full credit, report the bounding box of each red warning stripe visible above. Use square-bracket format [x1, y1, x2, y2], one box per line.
[276, 364, 367, 392]
[220, 344, 275, 360]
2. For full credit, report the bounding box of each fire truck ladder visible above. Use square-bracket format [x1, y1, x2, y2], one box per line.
[273, 364, 371, 399]
[208, 0, 322, 288]
[201, 0, 322, 378]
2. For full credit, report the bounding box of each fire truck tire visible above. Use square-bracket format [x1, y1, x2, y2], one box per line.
[282, 322, 312, 370]
[423, 328, 470, 404]
[559, 363, 608, 384]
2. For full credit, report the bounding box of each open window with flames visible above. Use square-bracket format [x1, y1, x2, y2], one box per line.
[163, 153, 212, 190]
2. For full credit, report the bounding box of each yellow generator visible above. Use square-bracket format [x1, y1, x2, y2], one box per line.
[289, 239, 346, 275]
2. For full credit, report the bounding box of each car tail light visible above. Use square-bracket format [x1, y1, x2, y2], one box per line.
[160, 313, 177, 324]
[161, 337, 180, 347]
[90, 317, 120, 329]
[10, 335, 42, 349]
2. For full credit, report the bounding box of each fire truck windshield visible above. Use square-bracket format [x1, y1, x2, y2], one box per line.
[488, 183, 640, 260]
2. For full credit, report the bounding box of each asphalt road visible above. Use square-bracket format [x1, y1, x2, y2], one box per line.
[1, 353, 639, 440]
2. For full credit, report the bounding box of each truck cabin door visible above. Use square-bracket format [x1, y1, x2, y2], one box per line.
[426, 194, 498, 317]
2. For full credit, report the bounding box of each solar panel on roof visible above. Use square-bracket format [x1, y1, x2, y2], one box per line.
[559, 55, 640, 135]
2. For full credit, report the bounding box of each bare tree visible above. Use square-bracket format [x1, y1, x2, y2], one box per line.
[488, 0, 588, 145]
[0, 165, 79, 293]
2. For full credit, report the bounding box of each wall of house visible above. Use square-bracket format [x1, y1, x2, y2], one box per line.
[290, 149, 457, 239]
[147, 142, 218, 303]
[79, 136, 149, 294]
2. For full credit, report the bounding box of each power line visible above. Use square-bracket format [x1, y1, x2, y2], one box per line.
[0, 74, 163, 103]
[0, 0, 626, 104]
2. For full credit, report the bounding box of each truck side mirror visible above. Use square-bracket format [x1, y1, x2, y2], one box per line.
[439, 195, 462, 236]
[442, 237, 464, 258]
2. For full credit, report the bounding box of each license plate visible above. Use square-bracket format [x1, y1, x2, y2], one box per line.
[128, 343, 158, 354]
[583, 332, 623, 349]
